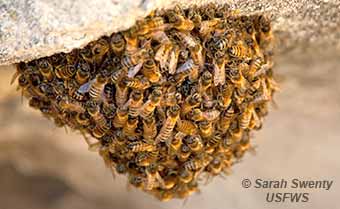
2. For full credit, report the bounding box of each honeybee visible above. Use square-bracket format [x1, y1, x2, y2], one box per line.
[185, 135, 203, 152]
[249, 108, 262, 130]
[155, 105, 180, 143]
[58, 97, 85, 113]
[139, 88, 162, 118]
[198, 71, 213, 94]
[37, 59, 54, 81]
[88, 75, 107, 100]
[142, 116, 157, 140]
[255, 15, 273, 49]
[75, 112, 91, 126]
[174, 31, 197, 49]
[93, 120, 111, 138]
[216, 84, 233, 109]
[239, 105, 254, 130]
[199, 120, 214, 138]
[110, 33, 126, 55]
[122, 117, 138, 137]
[176, 119, 198, 135]
[144, 165, 164, 190]
[90, 38, 110, 64]
[218, 105, 234, 133]
[167, 131, 185, 153]
[190, 109, 220, 122]
[178, 168, 194, 183]
[162, 86, 182, 107]
[171, 14, 195, 31]
[125, 90, 143, 117]
[123, 76, 151, 90]
[228, 41, 251, 60]
[154, 42, 172, 70]
[181, 93, 201, 116]
[115, 81, 128, 107]
[86, 100, 106, 127]
[199, 18, 220, 37]
[167, 45, 180, 75]
[112, 108, 128, 128]
[75, 61, 91, 85]
[213, 57, 226, 86]
[141, 59, 162, 83]
[28, 96, 42, 109]
[129, 175, 144, 189]
[253, 60, 273, 78]
[206, 133, 222, 151]
[111, 67, 127, 84]
[127, 141, 156, 152]
[186, 6, 202, 27]
[183, 154, 212, 171]
[135, 151, 158, 167]
[144, 17, 168, 33]
[178, 144, 191, 162]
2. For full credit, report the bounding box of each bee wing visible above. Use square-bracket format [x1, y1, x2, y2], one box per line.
[176, 59, 194, 74]
[168, 47, 179, 74]
[127, 62, 143, 78]
[213, 60, 225, 86]
[10, 71, 19, 85]
[78, 80, 93, 93]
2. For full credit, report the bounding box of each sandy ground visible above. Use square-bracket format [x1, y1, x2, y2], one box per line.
[0, 48, 339, 209]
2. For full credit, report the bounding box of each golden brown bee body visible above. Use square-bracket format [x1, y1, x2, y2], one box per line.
[113, 108, 128, 128]
[89, 75, 107, 100]
[123, 117, 138, 137]
[176, 119, 197, 135]
[185, 135, 203, 152]
[199, 120, 214, 138]
[155, 105, 180, 143]
[38, 59, 54, 81]
[75, 62, 91, 85]
[181, 93, 202, 116]
[139, 89, 162, 118]
[110, 33, 126, 55]
[127, 141, 156, 152]
[143, 117, 158, 141]
[141, 59, 162, 83]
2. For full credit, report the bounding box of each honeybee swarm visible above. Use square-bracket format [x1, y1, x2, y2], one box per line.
[14, 3, 277, 201]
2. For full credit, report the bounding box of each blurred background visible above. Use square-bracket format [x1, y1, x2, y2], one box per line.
[0, 47, 339, 209]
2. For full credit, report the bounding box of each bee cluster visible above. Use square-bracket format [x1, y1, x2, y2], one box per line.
[13, 3, 278, 201]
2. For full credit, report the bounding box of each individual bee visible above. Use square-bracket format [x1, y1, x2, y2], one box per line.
[123, 76, 151, 90]
[162, 86, 182, 107]
[141, 59, 162, 83]
[139, 88, 162, 118]
[58, 97, 85, 113]
[174, 31, 197, 49]
[93, 120, 112, 138]
[253, 60, 273, 78]
[190, 44, 204, 70]
[86, 100, 106, 127]
[122, 117, 138, 137]
[115, 81, 128, 107]
[112, 108, 128, 128]
[111, 67, 127, 84]
[37, 59, 54, 81]
[183, 154, 212, 171]
[102, 103, 116, 119]
[142, 116, 158, 141]
[87, 74, 107, 100]
[129, 175, 144, 189]
[185, 135, 203, 152]
[28, 96, 42, 109]
[171, 14, 195, 31]
[218, 105, 234, 133]
[239, 105, 254, 130]
[228, 41, 252, 60]
[213, 56, 226, 86]
[199, 18, 220, 37]
[165, 132, 184, 154]
[217, 84, 233, 109]
[176, 119, 198, 135]
[135, 151, 158, 167]
[75, 112, 91, 126]
[143, 17, 168, 34]
[154, 42, 172, 70]
[181, 93, 202, 116]
[110, 33, 126, 55]
[255, 15, 273, 49]
[167, 45, 180, 75]
[144, 165, 164, 190]
[206, 133, 222, 152]
[75, 61, 91, 85]
[155, 105, 180, 143]
[198, 71, 213, 94]
[127, 141, 156, 152]
[199, 120, 214, 138]
[125, 90, 144, 117]
[190, 109, 220, 122]
[89, 38, 110, 65]
[178, 144, 191, 162]
[178, 168, 194, 183]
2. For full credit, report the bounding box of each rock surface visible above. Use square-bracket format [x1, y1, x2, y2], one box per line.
[1, 0, 340, 65]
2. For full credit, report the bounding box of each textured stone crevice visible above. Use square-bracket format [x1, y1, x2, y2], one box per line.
[1, 0, 340, 65]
